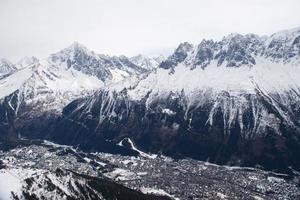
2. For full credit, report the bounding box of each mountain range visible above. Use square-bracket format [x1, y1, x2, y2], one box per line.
[1, 27, 300, 174]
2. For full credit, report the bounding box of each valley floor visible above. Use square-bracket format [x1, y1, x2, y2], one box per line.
[0, 141, 299, 200]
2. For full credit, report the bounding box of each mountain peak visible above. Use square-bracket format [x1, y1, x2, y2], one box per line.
[159, 27, 300, 70]
[61, 41, 95, 58]
[68, 41, 89, 52]
[0, 58, 16, 76]
[176, 42, 194, 53]
[54, 42, 94, 57]
[223, 32, 242, 40]
[16, 56, 39, 69]
[221, 32, 261, 45]
[49, 42, 96, 66]
[159, 42, 194, 69]
[0, 57, 13, 65]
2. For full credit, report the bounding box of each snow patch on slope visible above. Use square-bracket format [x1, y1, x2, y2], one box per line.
[140, 187, 179, 199]
[0, 169, 22, 200]
[118, 138, 157, 159]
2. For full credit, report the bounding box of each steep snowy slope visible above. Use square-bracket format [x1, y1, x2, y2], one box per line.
[124, 58, 300, 136]
[0, 56, 103, 114]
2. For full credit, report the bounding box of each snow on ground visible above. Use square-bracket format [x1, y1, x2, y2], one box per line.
[140, 187, 179, 199]
[0, 168, 39, 200]
[117, 138, 157, 159]
[42, 140, 73, 148]
[252, 195, 264, 200]
[162, 108, 176, 115]
[0, 169, 22, 200]
[109, 68, 130, 83]
[216, 192, 227, 199]
[267, 176, 285, 183]
[104, 168, 137, 181]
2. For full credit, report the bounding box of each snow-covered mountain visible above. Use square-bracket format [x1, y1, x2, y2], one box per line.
[130, 54, 165, 70]
[122, 27, 300, 136]
[26, 27, 300, 173]
[71, 27, 300, 138]
[0, 58, 16, 78]
[1, 27, 300, 173]
[160, 27, 300, 70]
[50, 42, 147, 83]
[15, 56, 39, 69]
[0, 42, 150, 116]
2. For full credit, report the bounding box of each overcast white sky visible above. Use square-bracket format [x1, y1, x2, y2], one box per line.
[0, 0, 300, 62]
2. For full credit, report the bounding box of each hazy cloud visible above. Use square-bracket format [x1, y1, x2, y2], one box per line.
[0, 0, 299, 61]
